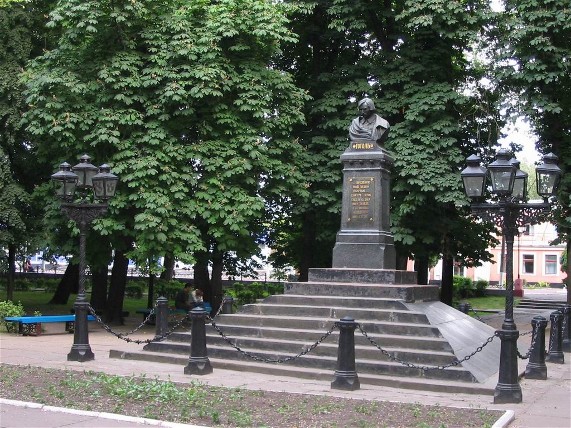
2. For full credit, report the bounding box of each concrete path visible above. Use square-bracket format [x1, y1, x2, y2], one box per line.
[0, 288, 569, 428]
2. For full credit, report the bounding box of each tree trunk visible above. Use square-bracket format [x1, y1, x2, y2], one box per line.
[298, 210, 316, 281]
[210, 249, 224, 312]
[395, 252, 409, 271]
[193, 252, 211, 301]
[160, 253, 175, 280]
[90, 265, 108, 312]
[147, 273, 155, 309]
[566, 236, 570, 305]
[7, 244, 16, 301]
[49, 263, 79, 305]
[414, 254, 429, 285]
[105, 250, 129, 325]
[440, 255, 454, 306]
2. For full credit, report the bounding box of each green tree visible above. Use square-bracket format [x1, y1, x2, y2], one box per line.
[0, 0, 56, 298]
[22, 0, 308, 319]
[496, 0, 571, 301]
[270, 0, 499, 302]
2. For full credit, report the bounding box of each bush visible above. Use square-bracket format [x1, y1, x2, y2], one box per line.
[453, 276, 474, 299]
[0, 301, 25, 333]
[125, 284, 143, 299]
[474, 279, 489, 297]
[225, 281, 284, 305]
[155, 279, 186, 300]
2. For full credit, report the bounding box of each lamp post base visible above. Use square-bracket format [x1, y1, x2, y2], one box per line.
[494, 328, 522, 404]
[67, 344, 95, 362]
[494, 382, 523, 404]
[68, 297, 94, 362]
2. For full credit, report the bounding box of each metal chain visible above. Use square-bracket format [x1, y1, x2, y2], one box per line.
[517, 326, 538, 360]
[210, 320, 337, 363]
[87, 305, 190, 344]
[357, 324, 498, 371]
[546, 314, 560, 355]
[206, 297, 229, 322]
[87, 305, 156, 336]
[469, 307, 485, 322]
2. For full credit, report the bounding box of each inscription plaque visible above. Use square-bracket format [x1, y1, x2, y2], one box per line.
[348, 177, 374, 227]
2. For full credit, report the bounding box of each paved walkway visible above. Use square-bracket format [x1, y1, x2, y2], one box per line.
[0, 288, 569, 428]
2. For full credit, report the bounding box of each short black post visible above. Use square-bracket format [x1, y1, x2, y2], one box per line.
[458, 303, 471, 314]
[560, 304, 571, 353]
[331, 316, 360, 391]
[222, 296, 234, 314]
[154, 296, 169, 340]
[184, 306, 213, 375]
[546, 310, 564, 364]
[524, 316, 548, 380]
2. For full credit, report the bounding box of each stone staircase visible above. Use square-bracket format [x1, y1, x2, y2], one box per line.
[517, 298, 566, 311]
[110, 270, 501, 395]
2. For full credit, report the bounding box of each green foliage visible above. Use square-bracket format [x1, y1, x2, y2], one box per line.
[125, 284, 143, 299]
[453, 276, 474, 299]
[474, 279, 489, 297]
[529, 281, 550, 289]
[225, 281, 283, 305]
[154, 279, 186, 301]
[0, 300, 25, 332]
[20, 0, 309, 305]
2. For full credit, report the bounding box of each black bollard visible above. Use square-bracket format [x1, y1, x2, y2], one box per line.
[184, 306, 213, 375]
[458, 303, 471, 314]
[222, 296, 234, 314]
[524, 316, 548, 380]
[331, 316, 360, 391]
[545, 310, 564, 364]
[560, 304, 571, 353]
[154, 296, 169, 341]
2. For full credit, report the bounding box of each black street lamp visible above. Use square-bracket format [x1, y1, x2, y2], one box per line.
[51, 155, 118, 362]
[460, 148, 561, 403]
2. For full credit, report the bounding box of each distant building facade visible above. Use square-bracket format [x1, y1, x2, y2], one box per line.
[428, 222, 566, 287]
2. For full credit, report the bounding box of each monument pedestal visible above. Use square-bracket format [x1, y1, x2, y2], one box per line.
[332, 139, 395, 270]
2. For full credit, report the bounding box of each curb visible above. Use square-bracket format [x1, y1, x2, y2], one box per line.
[0, 398, 208, 428]
[492, 410, 515, 428]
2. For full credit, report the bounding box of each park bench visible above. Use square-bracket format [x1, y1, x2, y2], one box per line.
[4, 315, 96, 336]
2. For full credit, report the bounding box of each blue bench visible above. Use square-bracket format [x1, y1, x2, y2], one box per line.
[4, 315, 96, 336]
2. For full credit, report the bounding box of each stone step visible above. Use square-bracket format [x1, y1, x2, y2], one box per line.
[116, 343, 475, 382]
[238, 303, 429, 323]
[284, 281, 439, 302]
[517, 299, 566, 310]
[264, 294, 410, 310]
[145, 334, 459, 366]
[166, 326, 454, 351]
[109, 349, 493, 395]
[209, 314, 441, 337]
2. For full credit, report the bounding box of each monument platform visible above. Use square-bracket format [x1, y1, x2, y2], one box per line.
[282, 268, 438, 303]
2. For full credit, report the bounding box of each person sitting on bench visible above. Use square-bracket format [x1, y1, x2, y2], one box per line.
[174, 284, 193, 311]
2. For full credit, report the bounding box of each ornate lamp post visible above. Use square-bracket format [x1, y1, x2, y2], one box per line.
[51, 155, 118, 362]
[461, 148, 561, 403]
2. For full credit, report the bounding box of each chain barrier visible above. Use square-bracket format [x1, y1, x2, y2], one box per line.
[357, 324, 498, 371]
[206, 297, 229, 322]
[469, 307, 485, 323]
[87, 305, 190, 345]
[546, 317, 557, 355]
[516, 326, 538, 360]
[210, 320, 337, 363]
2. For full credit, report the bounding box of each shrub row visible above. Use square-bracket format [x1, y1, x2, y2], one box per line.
[453, 276, 488, 299]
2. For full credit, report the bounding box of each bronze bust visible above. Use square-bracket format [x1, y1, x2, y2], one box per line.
[349, 98, 390, 144]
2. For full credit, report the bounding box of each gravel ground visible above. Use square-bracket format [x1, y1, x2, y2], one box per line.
[0, 364, 502, 428]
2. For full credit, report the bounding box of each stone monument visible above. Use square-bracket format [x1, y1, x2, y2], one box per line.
[332, 97, 396, 270]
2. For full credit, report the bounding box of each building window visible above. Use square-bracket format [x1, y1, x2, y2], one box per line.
[545, 255, 558, 275]
[521, 225, 534, 236]
[523, 254, 534, 274]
